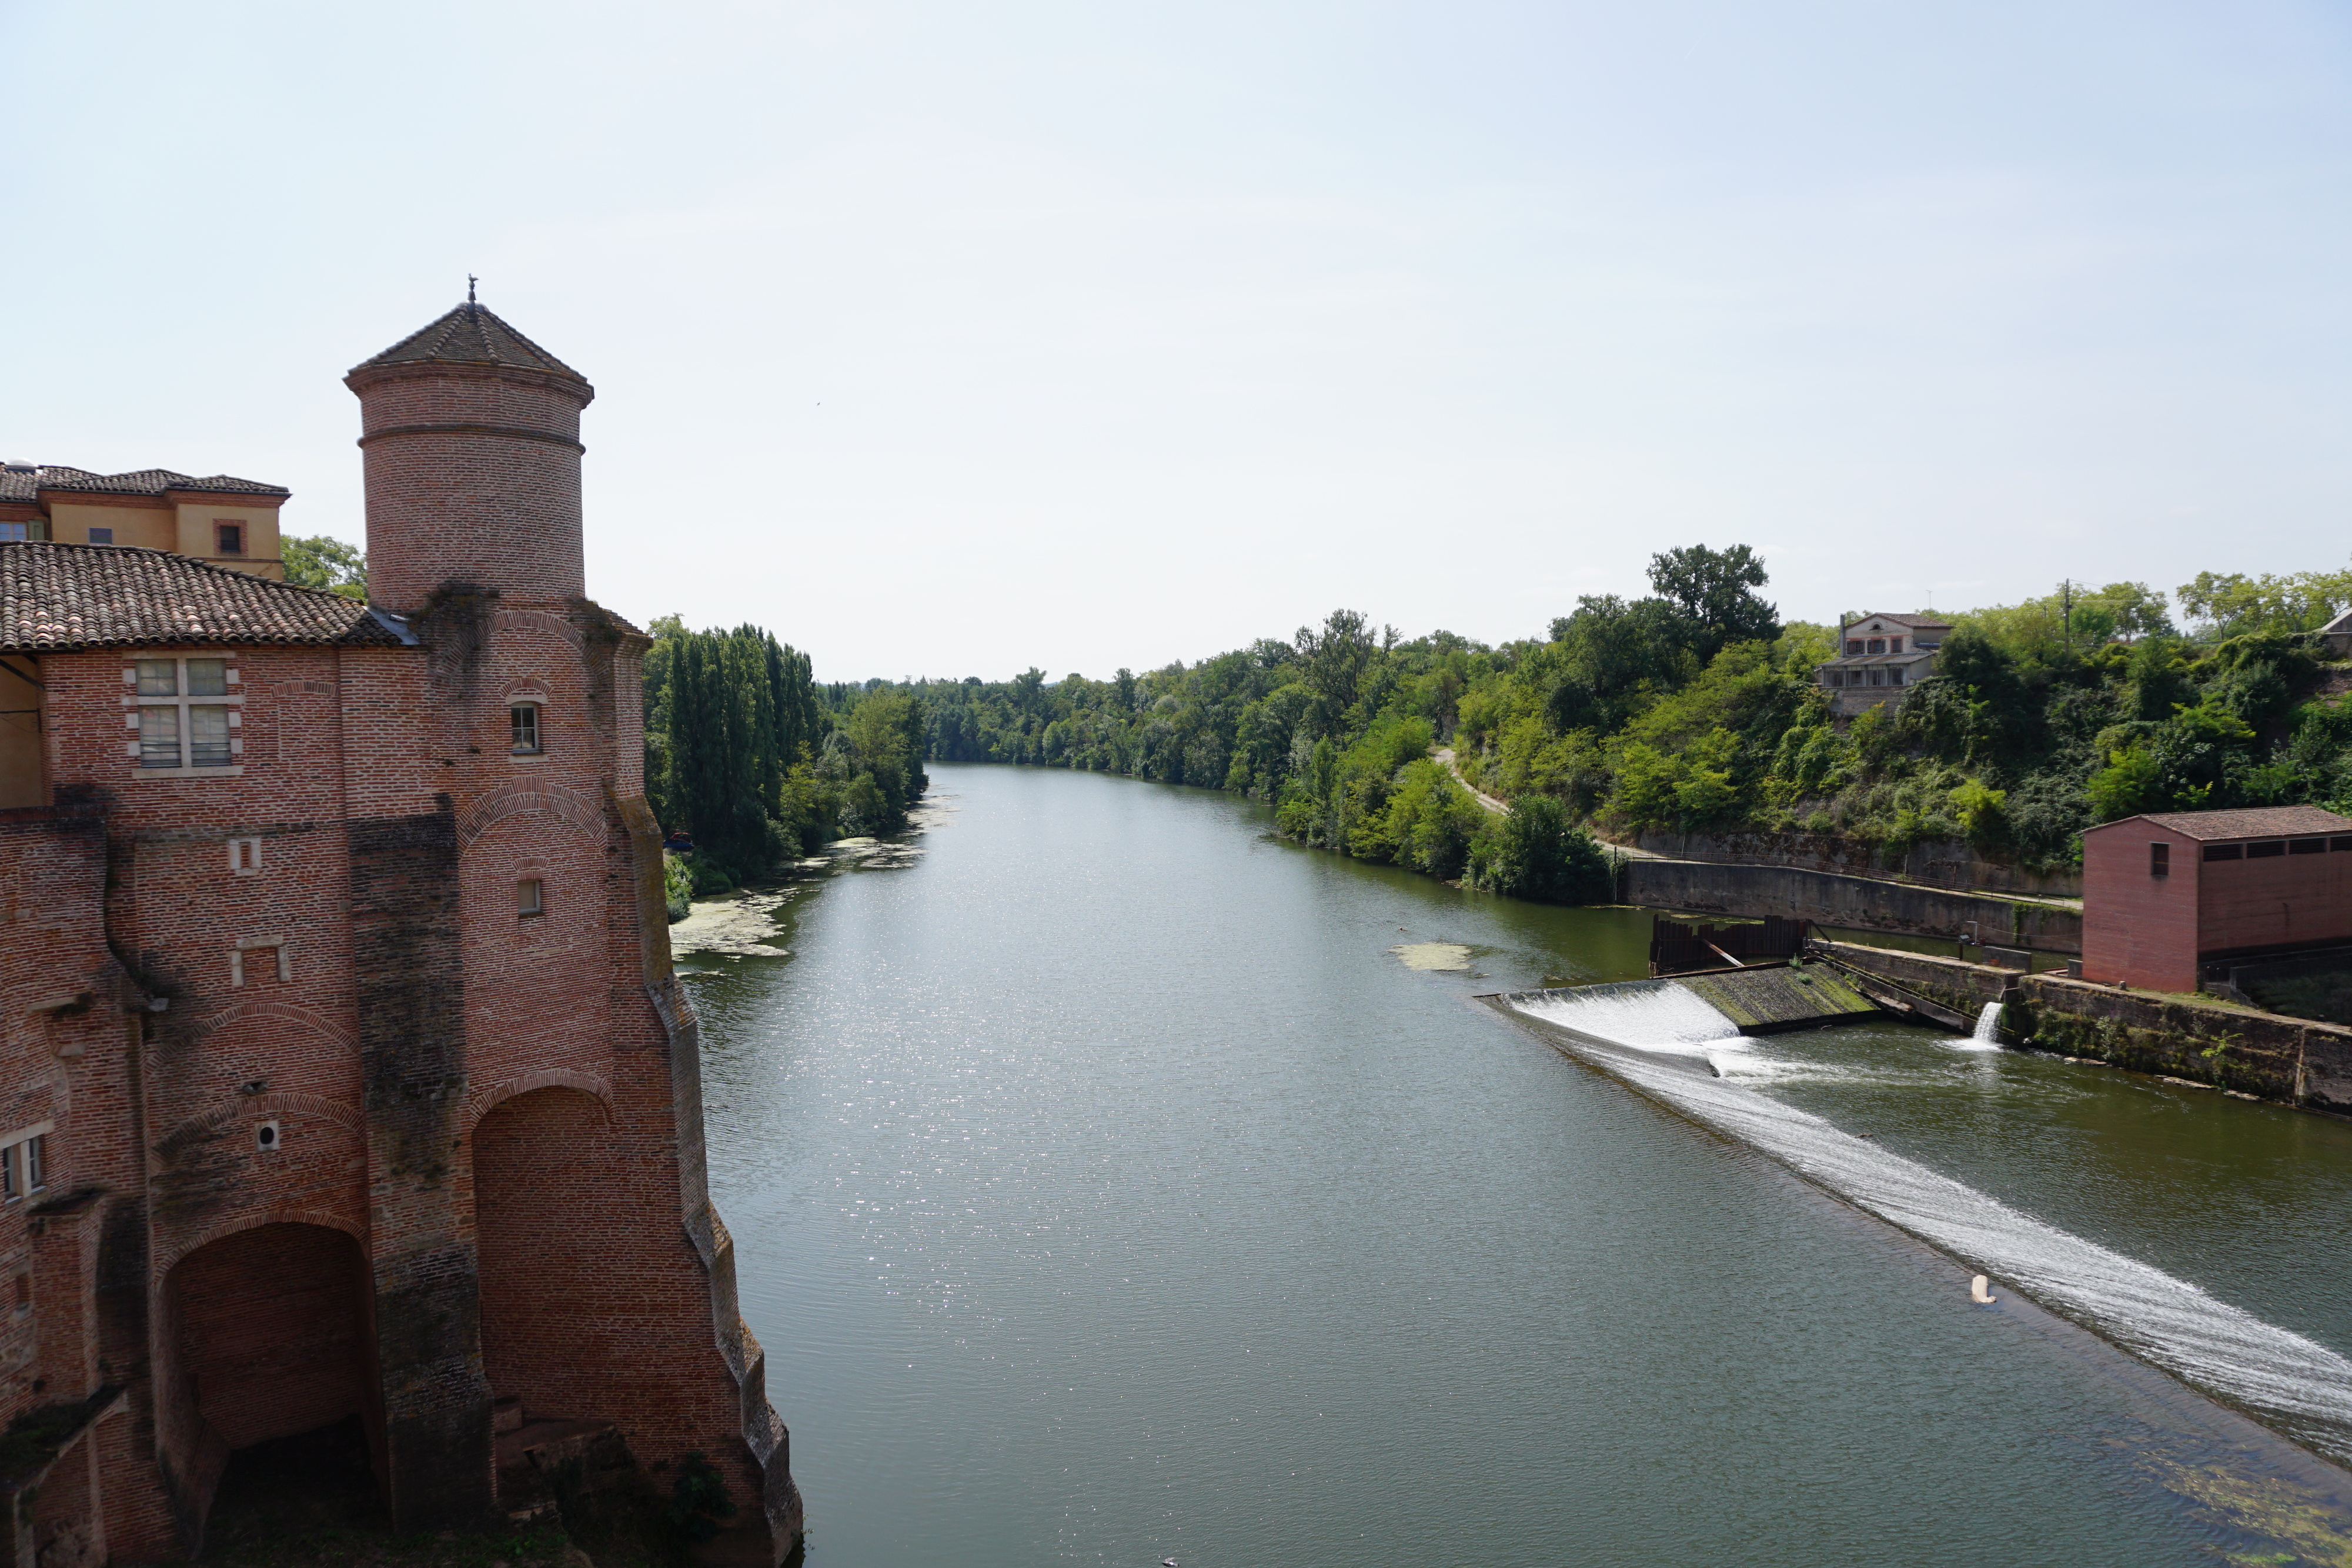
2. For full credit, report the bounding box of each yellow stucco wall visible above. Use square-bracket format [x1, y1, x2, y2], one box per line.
[50, 502, 175, 550]
[42, 500, 285, 580]
[176, 503, 285, 579]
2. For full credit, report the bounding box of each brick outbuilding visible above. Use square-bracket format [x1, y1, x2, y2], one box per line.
[0, 300, 800, 1562]
[2080, 805, 2352, 993]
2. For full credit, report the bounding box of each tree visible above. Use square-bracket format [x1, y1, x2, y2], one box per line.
[2178, 563, 2352, 638]
[1295, 609, 1377, 739]
[281, 534, 367, 599]
[1646, 544, 1779, 662]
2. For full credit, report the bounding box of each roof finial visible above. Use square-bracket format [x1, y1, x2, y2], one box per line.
[467, 274, 478, 305]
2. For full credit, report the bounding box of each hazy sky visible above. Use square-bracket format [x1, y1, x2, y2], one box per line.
[6, 1, 2349, 680]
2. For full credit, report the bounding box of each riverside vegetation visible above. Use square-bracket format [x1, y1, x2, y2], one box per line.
[894, 548, 2352, 903]
[639, 618, 928, 909]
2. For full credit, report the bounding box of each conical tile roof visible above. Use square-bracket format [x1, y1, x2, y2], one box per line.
[350, 301, 587, 385]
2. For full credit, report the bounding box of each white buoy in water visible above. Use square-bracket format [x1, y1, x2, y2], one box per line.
[1971, 1274, 1997, 1304]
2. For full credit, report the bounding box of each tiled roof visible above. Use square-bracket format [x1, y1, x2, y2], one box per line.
[0, 466, 286, 503]
[2135, 805, 2352, 841]
[1843, 613, 1952, 628]
[1819, 650, 1937, 667]
[351, 301, 587, 385]
[0, 543, 403, 652]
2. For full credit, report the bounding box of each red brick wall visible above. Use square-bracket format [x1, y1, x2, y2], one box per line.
[351, 366, 590, 613]
[2082, 821, 2203, 990]
[164, 1222, 375, 1451]
[2198, 842, 2352, 954]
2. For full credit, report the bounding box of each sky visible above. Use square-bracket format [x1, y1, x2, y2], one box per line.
[4, 1, 2350, 682]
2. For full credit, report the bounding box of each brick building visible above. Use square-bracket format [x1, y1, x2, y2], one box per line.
[0, 300, 800, 1562]
[2080, 805, 2352, 993]
[1814, 612, 1953, 718]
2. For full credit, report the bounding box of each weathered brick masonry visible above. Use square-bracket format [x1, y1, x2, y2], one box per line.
[0, 300, 800, 1563]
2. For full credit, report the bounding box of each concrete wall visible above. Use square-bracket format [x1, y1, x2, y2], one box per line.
[1820, 940, 2352, 1115]
[1623, 857, 2082, 952]
[1632, 828, 2080, 898]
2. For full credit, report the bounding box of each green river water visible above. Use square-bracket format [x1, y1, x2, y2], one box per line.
[679, 761, 2352, 1566]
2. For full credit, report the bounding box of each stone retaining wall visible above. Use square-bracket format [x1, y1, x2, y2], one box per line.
[1819, 940, 2352, 1115]
[1623, 858, 2082, 952]
[1632, 828, 2081, 898]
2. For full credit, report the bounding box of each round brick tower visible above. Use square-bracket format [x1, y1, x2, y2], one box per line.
[345, 296, 594, 613]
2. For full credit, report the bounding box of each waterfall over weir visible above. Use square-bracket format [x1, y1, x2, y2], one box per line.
[1490, 978, 2352, 1466]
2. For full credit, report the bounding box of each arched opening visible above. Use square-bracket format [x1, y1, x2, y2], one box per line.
[470, 1086, 621, 1420]
[157, 1223, 383, 1538]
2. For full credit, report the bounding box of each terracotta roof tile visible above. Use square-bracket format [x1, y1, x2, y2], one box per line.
[351, 301, 587, 385]
[2134, 805, 2352, 841]
[0, 543, 402, 652]
[0, 466, 286, 503]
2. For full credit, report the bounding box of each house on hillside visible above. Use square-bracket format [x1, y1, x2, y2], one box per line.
[2323, 605, 2352, 658]
[2081, 805, 2352, 993]
[1814, 611, 1953, 718]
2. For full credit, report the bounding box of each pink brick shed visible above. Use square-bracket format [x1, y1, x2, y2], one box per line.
[0, 301, 799, 1562]
[2081, 805, 2352, 993]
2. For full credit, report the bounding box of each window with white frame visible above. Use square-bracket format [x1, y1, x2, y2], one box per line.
[510, 703, 542, 754]
[129, 656, 240, 771]
[0, 1131, 49, 1203]
[517, 878, 544, 917]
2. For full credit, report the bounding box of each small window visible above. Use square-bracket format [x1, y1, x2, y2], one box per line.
[215, 520, 245, 556]
[2247, 841, 2287, 859]
[1869, 668, 1885, 686]
[0, 524, 25, 544]
[255, 1121, 280, 1153]
[2204, 843, 2243, 861]
[1845, 640, 1863, 655]
[11, 1276, 27, 1313]
[510, 704, 542, 754]
[86, 527, 112, 544]
[1888, 637, 1903, 653]
[2, 1146, 15, 1202]
[517, 878, 544, 917]
[2149, 842, 2169, 877]
[1886, 667, 1904, 687]
[229, 837, 262, 875]
[188, 706, 232, 767]
[2290, 838, 2327, 855]
[135, 659, 178, 697]
[25, 1135, 44, 1195]
[2333, 837, 2352, 852]
[1866, 638, 1885, 654]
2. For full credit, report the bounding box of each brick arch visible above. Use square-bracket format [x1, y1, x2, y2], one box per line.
[153, 1091, 365, 1161]
[151, 1207, 369, 1285]
[463, 1069, 614, 1132]
[456, 782, 606, 847]
[188, 999, 360, 1055]
[491, 609, 586, 647]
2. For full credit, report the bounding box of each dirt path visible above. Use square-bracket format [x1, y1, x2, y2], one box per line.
[1430, 747, 1667, 861]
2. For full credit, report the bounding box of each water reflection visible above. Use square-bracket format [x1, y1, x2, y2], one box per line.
[681, 763, 2352, 1566]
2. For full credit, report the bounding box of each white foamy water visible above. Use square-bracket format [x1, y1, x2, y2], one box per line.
[1954, 999, 2005, 1052]
[1510, 984, 2352, 1459]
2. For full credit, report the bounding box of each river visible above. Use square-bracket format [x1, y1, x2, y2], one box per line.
[680, 761, 2352, 1566]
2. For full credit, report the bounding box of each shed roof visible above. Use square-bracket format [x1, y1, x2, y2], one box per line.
[2112, 805, 2352, 841]
[0, 543, 403, 652]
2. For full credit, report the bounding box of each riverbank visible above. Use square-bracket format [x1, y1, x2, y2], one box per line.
[684, 762, 2352, 1563]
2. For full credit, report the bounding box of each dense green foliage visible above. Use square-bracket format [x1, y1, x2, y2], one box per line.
[888, 547, 2352, 888]
[280, 534, 368, 599]
[643, 618, 927, 891]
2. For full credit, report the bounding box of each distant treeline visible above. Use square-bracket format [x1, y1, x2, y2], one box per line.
[643, 617, 927, 894]
[884, 549, 2352, 898]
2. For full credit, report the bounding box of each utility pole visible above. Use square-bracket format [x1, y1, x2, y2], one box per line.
[2060, 579, 2075, 652]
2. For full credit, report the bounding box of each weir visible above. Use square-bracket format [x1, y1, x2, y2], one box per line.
[1479, 979, 2352, 1479]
